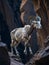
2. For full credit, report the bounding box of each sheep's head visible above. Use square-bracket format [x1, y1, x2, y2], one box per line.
[30, 15, 42, 29]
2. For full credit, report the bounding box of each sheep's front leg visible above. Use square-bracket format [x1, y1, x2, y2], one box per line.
[24, 45, 27, 55]
[24, 40, 28, 55]
[24, 36, 33, 55]
[28, 46, 33, 55]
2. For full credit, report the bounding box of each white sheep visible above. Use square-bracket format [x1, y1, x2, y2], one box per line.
[10, 16, 42, 55]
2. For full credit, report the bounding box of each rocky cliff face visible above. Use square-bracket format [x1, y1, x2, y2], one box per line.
[0, 0, 23, 50]
[0, 0, 23, 32]
[20, 0, 49, 48]
[34, 0, 49, 48]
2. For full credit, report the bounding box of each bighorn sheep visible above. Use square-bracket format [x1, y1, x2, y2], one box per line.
[10, 15, 42, 55]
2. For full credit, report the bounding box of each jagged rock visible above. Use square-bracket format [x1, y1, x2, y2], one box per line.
[25, 46, 49, 65]
[35, 46, 49, 65]
[0, 42, 10, 65]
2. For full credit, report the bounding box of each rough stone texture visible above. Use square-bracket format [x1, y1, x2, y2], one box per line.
[10, 58, 24, 65]
[0, 42, 10, 65]
[25, 46, 49, 65]
[36, 0, 49, 48]
[20, 0, 49, 49]
[0, 0, 23, 50]
[9, 52, 24, 65]
[0, 0, 23, 32]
